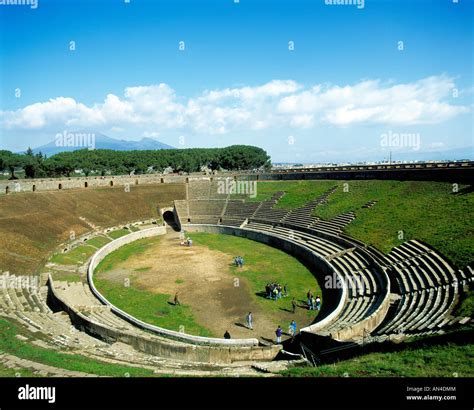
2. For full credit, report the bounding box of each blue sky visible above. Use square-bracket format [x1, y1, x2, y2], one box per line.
[0, 0, 473, 162]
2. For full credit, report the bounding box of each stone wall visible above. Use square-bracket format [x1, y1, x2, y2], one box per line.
[244, 167, 473, 183]
[0, 174, 188, 195]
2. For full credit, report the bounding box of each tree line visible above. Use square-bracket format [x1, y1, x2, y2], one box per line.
[0, 146, 271, 179]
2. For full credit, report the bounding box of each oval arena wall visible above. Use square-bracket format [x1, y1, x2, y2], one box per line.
[183, 224, 348, 331]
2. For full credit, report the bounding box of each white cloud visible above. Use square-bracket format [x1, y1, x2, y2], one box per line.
[142, 131, 160, 138]
[1, 76, 469, 135]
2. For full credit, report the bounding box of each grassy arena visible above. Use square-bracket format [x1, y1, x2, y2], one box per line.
[94, 232, 322, 340]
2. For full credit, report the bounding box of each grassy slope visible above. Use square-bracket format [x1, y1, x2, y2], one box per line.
[249, 180, 336, 209]
[281, 340, 474, 377]
[0, 184, 185, 275]
[250, 180, 473, 269]
[86, 235, 112, 248]
[50, 244, 97, 265]
[454, 289, 474, 317]
[0, 318, 157, 377]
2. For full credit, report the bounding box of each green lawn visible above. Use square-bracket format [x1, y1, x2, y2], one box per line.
[0, 318, 157, 377]
[281, 341, 474, 377]
[249, 180, 336, 209]
[108, 229, 132, 240]
[95, 237, 159, 273]
[249, 180, 474, 268]
[50, 244, 97, 265]
[454, 290, 474, 317]
[94, 277, 213, 337]
[49, 270, 83, 283]
[86, 235, 112, 248]
[0, 363, 38, 377]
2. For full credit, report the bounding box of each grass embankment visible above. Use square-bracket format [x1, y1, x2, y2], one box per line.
[0, 184, 184, 275]
[0, 318, 157, 377]
[108, 229, 132, 240]
[281, 336, 474, 377]
[454, 289, 474, 317]
[250, 181, 474, 269]
[248, 180, 336, 209]
[86, 235, 112, 248]
[50, 244, 97, 265]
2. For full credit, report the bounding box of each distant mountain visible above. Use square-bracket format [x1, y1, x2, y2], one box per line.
[27, 132, 175, 156]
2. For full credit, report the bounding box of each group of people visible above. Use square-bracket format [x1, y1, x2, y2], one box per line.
[265, 282, 288, 300]
[264, 284, 322, 313]
[307, 290, 321, 311]
[234, 256, 245, 267]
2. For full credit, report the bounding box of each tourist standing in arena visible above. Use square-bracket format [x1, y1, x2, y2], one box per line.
[315, 296, 321, 311]
[246, 312, 253, 330]
[289, 320, 297, 341]
[307, 290, 313, 309]
[174, 292, 180, 306]
[275, 325, 282, 344]
[291, 297, 297, 313]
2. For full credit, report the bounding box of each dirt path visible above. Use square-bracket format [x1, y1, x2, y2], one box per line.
[100, 231, 315, 342]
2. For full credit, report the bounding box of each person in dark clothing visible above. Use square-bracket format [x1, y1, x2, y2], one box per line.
[291, 297, 297, 313]
[275, 325, 283, 344]
[174, 292, 180, 306]
[224, 330, 231, 339]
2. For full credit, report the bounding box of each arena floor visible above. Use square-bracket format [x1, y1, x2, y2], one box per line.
[96, 231, 320, 341]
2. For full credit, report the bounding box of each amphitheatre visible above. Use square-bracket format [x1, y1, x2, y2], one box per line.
[0, 163, 473, 378]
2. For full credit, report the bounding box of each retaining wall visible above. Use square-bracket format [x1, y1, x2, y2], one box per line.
[0, 174, 188, 195]
[48, 275, 280, 364]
